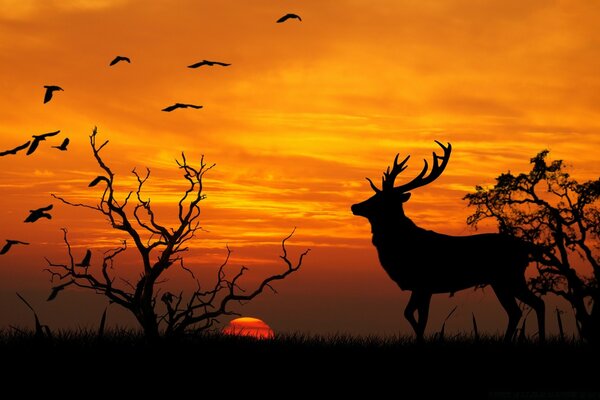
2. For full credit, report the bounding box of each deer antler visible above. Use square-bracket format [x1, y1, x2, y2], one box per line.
[382, 153, 410, 191]
[392, 140, 451, 193]
[365, 141, 451, 193]
[366, 154, 409, 193]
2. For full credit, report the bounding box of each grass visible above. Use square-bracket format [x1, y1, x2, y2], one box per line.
[1, 328, 597, 396]
[0, 329, 600, 399]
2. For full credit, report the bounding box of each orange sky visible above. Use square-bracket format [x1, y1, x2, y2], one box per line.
[0, 0, 598, 336]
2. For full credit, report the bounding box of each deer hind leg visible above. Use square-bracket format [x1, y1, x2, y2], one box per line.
[404, 291, 431, 342]
[515, 286, 546, 342]
[492, 285, 522, 342]
[416, 292, 432, 339]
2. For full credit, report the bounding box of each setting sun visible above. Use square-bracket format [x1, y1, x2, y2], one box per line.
[222, 317, 275, 339]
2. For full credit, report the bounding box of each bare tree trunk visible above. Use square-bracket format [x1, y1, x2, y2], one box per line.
[137, 311, 159, 339]
[581, 299, 600, 343]
[136, 276, 159, 339]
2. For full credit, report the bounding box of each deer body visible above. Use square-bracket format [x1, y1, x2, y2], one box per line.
[373, 223, 529, 293]
[352, 141, 545, 341]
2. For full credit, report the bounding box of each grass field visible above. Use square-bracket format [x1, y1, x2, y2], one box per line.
[1, 329, 598, 397]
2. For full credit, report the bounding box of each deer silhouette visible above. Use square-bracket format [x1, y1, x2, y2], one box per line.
[351, 141, 545, 342]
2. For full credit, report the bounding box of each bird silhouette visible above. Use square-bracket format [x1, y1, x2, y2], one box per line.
[162, 103, 203, 112]
[52, 138, 69, 151]
[0, 141, 31, 157]
[24, 204, 53, 223]
[47, 280, 73, 301]
[88, 175, 110, 187]
[109, 56, 131, 66]
[26, 130, 60, 155]
[43, 85, 63, 103]
[187, 60, 231, 68]
[276, 13, 302, 23]
[0, 239, 30, 255]
[76, 249, 92, 267]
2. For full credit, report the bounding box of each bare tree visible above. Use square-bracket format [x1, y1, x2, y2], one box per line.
[464, 150, 599, 342]
[46, 127, 309, 338]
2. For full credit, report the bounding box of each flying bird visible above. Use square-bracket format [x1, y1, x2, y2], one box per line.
[24, 204, 53, 223]
[43, 85, 63, 103]
[47, 280, 74, 301]
[52, 138, 69, 151]
[109, 56, 131, 66]
[187, 60, 231, 68]
[276, 13, 302, 23]
[75, 249, 92, 267]
[26, 130, 60, 155]
[88, 175, 110, 187]
[0, 240, 30, 255]
[0, 141, 31, 157]
[162, 103, 203, 112]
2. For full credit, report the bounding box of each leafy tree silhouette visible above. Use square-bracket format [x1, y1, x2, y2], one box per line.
[47, 127, 309, 338]
[465, 150, 599, 342]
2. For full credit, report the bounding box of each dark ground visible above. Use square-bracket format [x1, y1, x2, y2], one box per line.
[1, 331, 598, 398]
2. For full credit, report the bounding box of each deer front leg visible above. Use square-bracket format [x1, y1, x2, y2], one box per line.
[404, 291, 432, 342]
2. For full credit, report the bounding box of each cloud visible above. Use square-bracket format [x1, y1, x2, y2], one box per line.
[0, 0, 130, 19]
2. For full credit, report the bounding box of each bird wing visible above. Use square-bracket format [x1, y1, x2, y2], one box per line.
[39, 204, 53, 212]
[76, 249, 92, 266]
[47, 280, 74, 301]
[162, 104, 179, 112]
[215, 62, 231, 66]
[0, 141, 31, 156]
[24, 213, 36, 223]
[110, 56, 130, 66]
[277, 14, 301, 22]
[14, 141, 31, 153]
[26, 138, 40, 155]
[187, 62, 206, 68]
[43, 87, 53, 103]
[39, 130, 61, 139]
[89, 175, 109, 187]
[184, 104, 203, 109]
[0, 242, 11, 255]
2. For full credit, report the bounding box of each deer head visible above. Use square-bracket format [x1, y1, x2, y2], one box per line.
[351, 141, 452, 222]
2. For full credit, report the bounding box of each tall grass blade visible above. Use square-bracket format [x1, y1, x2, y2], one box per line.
[437, 306, 458, 341]
[472, 312, 479, 341]
[99, 307, 108, 338]
[16, 292, 44, 338]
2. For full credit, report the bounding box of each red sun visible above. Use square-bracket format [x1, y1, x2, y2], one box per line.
[222, 317, 275, 339]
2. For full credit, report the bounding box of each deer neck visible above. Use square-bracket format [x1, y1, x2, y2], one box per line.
[370, 213, 419, 246]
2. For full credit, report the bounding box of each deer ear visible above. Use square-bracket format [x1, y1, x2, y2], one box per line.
[400, 192, 411, 202]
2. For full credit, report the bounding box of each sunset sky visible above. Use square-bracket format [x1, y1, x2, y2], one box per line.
[0, 0, 598, 336]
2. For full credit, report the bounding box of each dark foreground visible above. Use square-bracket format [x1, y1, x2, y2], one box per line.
[1, 330, 598, 398]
